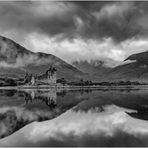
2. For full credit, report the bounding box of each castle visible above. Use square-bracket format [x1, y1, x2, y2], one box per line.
[24, 67, 57, 85]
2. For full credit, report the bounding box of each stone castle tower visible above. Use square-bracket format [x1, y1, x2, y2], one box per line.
[46, 67, 57, 84]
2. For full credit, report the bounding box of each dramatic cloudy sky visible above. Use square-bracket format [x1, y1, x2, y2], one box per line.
[1, 1, 148, 67]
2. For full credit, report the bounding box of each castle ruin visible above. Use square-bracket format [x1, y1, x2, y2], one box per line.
[24, 67, 57, 85]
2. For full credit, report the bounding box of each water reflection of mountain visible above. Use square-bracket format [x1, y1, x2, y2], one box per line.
[1, 105, 148, 147]
[0, 89, 94, 110]
[2, 88, 148, 141]
[0, 89, 93, 139]
[21, 89, 94, 108]
[127, 105, 148, 121]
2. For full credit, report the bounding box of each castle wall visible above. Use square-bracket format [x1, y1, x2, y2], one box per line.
[24, 67, 57, 86]
[32, 68, 57, 85]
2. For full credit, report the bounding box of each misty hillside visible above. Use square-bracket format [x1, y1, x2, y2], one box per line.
[72, 60, 111, 76]
[1, 35, 148, 82]
[0, 36, 85, 81]
[73, 51, 148, 82]
[104, 51, 148, 81]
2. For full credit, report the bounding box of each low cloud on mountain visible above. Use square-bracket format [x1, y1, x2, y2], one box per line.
[0, 1, 148, 66]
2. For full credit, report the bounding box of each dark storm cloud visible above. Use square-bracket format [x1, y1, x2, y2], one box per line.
[0, 1, 147, 42]
[73, 1, 142, 42]
[0, 1, 78, 39]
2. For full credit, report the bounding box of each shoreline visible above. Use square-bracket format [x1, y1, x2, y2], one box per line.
[0, 84, 148, 90]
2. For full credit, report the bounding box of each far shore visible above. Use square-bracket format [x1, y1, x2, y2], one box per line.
[1, 84, 148, 90]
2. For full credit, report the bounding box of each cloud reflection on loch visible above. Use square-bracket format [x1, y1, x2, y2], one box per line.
[1, 89, 148, 146]
[1, 105, 148, 147]
[0, 89, 91, 139]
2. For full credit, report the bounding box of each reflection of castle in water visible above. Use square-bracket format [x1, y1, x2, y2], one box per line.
[24, 66, 57, 86]
[24, 90, 57, 108]
[20, 89, 93, 108]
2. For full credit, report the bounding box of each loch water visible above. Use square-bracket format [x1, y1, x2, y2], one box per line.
[1, 88, 148, 146]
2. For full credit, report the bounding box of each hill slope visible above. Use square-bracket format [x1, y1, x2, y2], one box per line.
[2, 35, 148, 82]
[72, 60, 111, 81]
[72, 51, 148, 82]
[104, 51, 148, 81]
[0, 36, 85, 81]
[72, 60, 111, 75]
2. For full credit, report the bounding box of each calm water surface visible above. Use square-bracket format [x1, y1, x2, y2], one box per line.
[0, 88, 148, 146]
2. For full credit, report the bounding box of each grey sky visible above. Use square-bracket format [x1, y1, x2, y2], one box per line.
[0, 1, 148, 66]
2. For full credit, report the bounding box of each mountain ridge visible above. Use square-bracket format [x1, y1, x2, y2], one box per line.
[1, 35, 148, 82]
[0, 35, 85, 81]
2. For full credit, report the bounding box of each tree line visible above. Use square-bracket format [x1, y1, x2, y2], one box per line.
[0, 77, 146, 86]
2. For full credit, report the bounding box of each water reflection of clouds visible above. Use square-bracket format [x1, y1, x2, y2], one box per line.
[1, 89, 148, 146]
[0, 106, 61, 139]
[1, 105, 148, 146]
[0, 89, 92, 139]
[0, 89, 61, 139]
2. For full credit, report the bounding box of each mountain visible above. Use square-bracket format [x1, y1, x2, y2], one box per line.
[72, 60, 111, 75]
[72, 51, 148, 82]
[124, 51, 148, 64]
[72, 60, 111, 81]
[0, 36, 85, 81]
[1, 35, 148, 82]
[104, 51, 148, 81]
